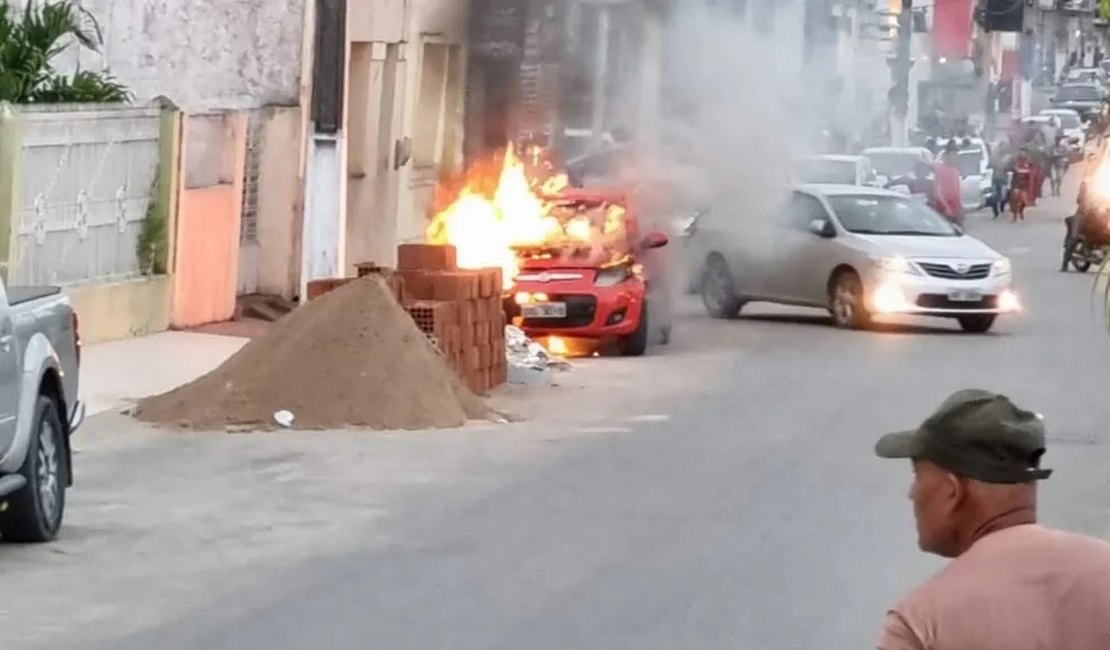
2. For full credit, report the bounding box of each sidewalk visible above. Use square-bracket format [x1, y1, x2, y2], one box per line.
[80, 331, 248, 416]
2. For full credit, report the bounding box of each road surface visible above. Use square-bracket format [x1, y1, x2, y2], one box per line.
[3, 184, 1109, 650]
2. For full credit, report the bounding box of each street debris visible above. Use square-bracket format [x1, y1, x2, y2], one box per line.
[133, 277, 489, 431]
[273, 410, 295, 428]
[505, 325, 572, 385]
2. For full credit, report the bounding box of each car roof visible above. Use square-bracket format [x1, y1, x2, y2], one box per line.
[796, 183, 904, 198]
[1041, 108, 1080, 115]
[795, 154, 865, 163]
[862, 146, 929, 155]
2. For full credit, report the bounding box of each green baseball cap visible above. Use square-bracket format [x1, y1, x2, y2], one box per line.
[875, 389, 1053, 484]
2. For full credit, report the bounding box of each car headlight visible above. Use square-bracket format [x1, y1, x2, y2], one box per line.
[993, 257, 1012, 276]
[595, 264, 633, 287]
[874, 255, 918, 275]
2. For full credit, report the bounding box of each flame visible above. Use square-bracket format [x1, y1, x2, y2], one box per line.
[545, 336, 569, 356]
[425, 145, 627, 290]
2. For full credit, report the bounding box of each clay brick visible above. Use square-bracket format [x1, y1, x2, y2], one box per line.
[388, 274, 406, 305]
[406, 300, 456, 350]
[465, 346, 481, 371]
[428, 272, 476, 302]
[306, 278, 355, 301]
[397, 244, 457, 271]
[399, 270, 436, 301]
[477, 267, 502, 298]
[458, 299, 477, 328]
[474, 321, 490, 344]
[477, 344, 491, 369]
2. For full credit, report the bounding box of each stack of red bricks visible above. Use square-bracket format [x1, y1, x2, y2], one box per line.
[397, 244, 507, 395]
[305, 264, 406, 305]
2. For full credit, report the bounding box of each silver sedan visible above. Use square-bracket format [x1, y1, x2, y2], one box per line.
[687, 185, 1020, 333]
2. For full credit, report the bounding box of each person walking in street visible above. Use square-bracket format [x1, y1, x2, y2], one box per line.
[873, 389, 1110, 650]
[1009, 151, 1034, 222]
[932, 142, 963, 226]
[989, 151, 1010, 219]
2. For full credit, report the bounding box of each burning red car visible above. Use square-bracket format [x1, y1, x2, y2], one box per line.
[504, 189, 670, 356]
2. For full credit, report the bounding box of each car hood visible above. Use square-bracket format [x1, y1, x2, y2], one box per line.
[850, 233, 1000, 260]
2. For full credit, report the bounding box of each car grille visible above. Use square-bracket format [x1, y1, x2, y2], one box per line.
[917, 262, 992, 280]
[916, 294, 999, 310]
[522, 294, 598, 328]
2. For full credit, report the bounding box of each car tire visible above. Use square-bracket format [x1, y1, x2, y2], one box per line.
[701, 255, 744, 319]
[0, 395, 67, 543]
[620, 303, 651, 357]
[829, 271, 872, 330]
[957, 314, 996, 334]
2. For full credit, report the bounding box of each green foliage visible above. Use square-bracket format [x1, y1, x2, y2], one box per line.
[136, 168, 167, 276]
[0, 0, 131, 103]
[1103, 0, 1110, 21]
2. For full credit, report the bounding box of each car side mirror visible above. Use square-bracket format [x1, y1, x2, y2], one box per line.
[641, 231, 669, 250]
[808, 219, 836, 238]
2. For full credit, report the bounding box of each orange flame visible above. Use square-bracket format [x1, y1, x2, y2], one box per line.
[426, 146, 627, 290]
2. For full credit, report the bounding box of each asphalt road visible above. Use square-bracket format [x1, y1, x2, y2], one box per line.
[4, 182, 1110, 650]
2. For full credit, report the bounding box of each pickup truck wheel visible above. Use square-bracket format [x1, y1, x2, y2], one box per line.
[0, 396, 67, 543]
[619, 303, 650, 357]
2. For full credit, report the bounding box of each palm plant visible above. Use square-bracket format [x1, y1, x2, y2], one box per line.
[0, 0, 129, 103]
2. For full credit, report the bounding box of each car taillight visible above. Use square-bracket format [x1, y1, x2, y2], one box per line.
[72, 312, 81, 367]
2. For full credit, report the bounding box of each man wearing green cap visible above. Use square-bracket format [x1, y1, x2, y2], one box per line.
[874, 389, 1110, 650]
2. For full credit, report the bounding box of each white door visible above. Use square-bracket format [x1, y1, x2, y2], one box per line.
[0, 286, 20, 453]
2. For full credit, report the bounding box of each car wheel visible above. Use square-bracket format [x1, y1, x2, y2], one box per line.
[0, 395, 67, 543]
[1071, 242, 1093, 272]
[829, 271, 872, 330]
[701, 255, 743, 319]
[957, 314, 996, 333]
[619, 303, 650, 357]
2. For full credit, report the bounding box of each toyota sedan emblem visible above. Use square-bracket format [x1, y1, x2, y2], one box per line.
[954, 263, 970, 274]
[536, 273, 551, 283]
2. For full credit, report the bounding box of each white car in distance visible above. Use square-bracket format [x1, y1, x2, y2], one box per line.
[695, 185, 1020, 333]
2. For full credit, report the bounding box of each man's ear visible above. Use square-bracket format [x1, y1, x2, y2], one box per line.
[945, 472, 967, 510]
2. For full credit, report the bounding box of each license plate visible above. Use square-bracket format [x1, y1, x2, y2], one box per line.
[522, 302, 567, 318]
[948, 290, 982, 302]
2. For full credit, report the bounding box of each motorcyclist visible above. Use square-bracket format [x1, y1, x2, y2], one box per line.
[1062, 153, 1105, 271]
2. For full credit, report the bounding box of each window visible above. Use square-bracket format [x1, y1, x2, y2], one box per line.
[790, 192, 829, 231]
[827, 195, 958, 237]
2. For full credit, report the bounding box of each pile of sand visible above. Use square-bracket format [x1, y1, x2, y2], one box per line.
[133, 277, 489, 431]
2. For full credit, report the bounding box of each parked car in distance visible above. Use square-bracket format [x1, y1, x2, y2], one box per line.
[790, 154, 880, 187]
[1050, 83, 1105, 122]
[0, 278, 83, 542]
[862, 146, 935, 197]
[1064, 67, 1106, 87]
[691, 185, 1020, 333]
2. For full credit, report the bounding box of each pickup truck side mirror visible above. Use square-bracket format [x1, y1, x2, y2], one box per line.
[641, 231, 669, 250]
[808, 219, 836, 238]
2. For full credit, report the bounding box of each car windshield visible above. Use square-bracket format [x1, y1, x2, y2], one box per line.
[793, 159, 857, 184]
[828, 195, 958, 237]
[955, 150, 984, 177]
[1044, 112, 1081, 128]
[1057, 85, 1101, 102]
[866, 152, 919, 178]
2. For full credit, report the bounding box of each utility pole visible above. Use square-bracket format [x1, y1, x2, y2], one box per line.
[889, 0, 912, 145]
[591, 3, 611, 147]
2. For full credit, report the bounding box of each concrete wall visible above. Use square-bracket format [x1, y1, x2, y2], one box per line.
[65, 277, 169, 344]
[69, 0, 306, 111]
[246, 106, 303, 299]
[342, 0, 469, 271]
[397, 0, 469, 251]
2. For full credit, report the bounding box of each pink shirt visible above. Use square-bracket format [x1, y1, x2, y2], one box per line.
[877, 525, 1110, 650]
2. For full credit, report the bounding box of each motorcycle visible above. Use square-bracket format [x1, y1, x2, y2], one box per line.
[1063, 212, 1109, 272]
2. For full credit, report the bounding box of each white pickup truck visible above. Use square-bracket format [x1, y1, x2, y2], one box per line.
[0, 277, 83, 542]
